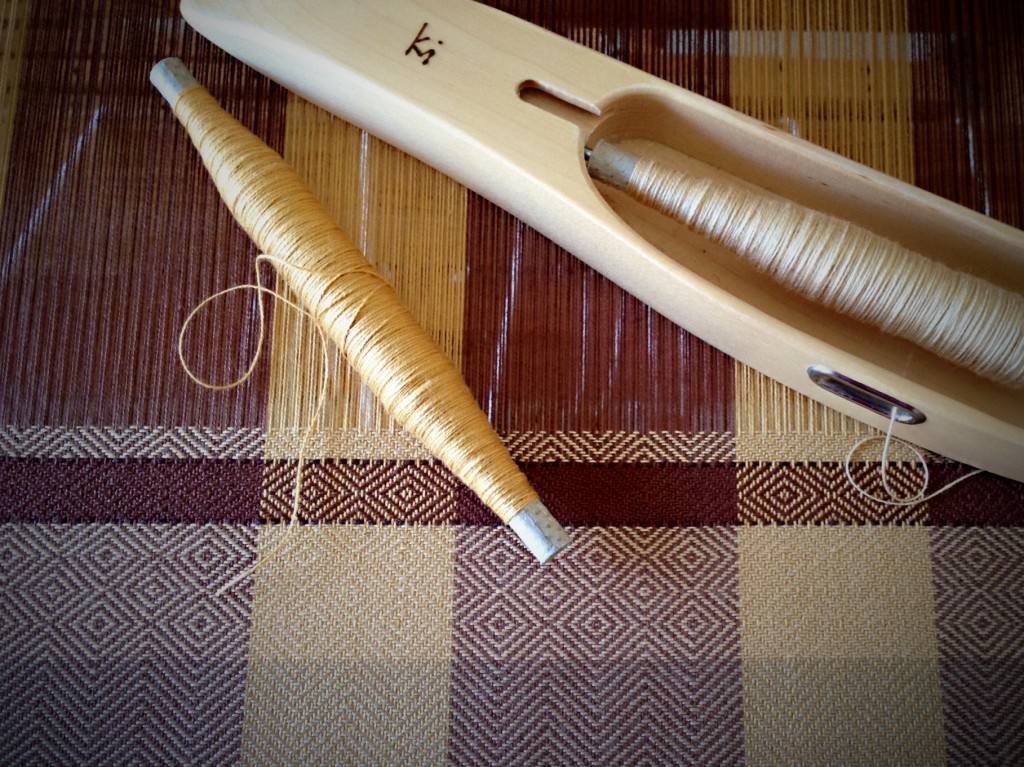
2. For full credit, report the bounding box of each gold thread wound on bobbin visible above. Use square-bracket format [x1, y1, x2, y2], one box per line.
[153, 58, 569, 559]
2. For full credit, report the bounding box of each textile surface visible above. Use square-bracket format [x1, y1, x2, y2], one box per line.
[1, 1, 1022, 765]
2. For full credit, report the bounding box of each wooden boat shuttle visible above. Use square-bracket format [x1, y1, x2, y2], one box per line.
[181, 0, 1024, 483]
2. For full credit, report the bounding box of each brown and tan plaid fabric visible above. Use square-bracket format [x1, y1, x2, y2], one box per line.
[2, 1, 1022, 765]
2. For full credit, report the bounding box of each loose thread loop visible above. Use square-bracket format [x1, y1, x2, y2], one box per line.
[178, 254, 330, 596]
[844, 407, 982, 507]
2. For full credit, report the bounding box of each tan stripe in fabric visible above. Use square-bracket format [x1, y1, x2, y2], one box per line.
[730, 0, 915, 179]
[262, 428, 736, 467]
[240, 525, 454, 767]
[737, 526, 945, 765]
[0, 424, 264, 459]
[265, 95, 468, 460]
[503, 430, 735, 463]
[264, 427, 433, 462]
[735, 365, 876, 463]
[729, 0, 916, 462]
[252, 98, 463, 747]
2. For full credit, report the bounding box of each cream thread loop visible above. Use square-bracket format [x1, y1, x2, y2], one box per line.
[178, 254, 330, 596]
[845, 407, 982, 507]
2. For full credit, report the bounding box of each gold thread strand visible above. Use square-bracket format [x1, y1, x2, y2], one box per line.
[179, 254, 330, 594]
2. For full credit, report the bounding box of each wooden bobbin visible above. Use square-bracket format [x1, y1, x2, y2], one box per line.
[151, 58, 570, 564]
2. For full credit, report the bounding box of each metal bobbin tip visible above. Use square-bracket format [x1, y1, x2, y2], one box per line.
[150, 57, 202, 108]
[583, 140, 639, 189]
[508, 500, 571, 564]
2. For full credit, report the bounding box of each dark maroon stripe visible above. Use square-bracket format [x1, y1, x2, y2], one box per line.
[19, 452, 740, 528]
[924, 466, 1024, 525]
[457, 463, 738, 526]
[461, 207, 736, 435]
[0, 458, 263, 523]
[260, 459, 459, 524]
[0, 0, 287, 427]
[736, 462, 1023, 526]
[908, 1, 1024, 227]
[462, 1, 734, 437]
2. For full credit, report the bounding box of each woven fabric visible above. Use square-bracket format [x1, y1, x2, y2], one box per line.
[2, 1, 1022, 765]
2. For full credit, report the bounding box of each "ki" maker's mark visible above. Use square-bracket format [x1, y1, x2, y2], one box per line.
[406, 22, 443, 65]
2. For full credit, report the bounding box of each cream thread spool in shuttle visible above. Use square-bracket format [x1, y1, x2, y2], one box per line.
[586, 139, 1024, 389]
